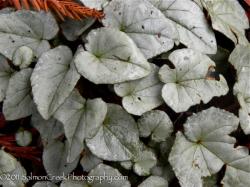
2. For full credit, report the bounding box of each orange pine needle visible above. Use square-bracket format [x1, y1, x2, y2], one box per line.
[22, 0, 30, 9]
[13, 0, 21, 9]
[0, 0, 104, 20]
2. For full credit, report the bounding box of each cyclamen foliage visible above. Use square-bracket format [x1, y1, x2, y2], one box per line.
[0, 0, 250, 187]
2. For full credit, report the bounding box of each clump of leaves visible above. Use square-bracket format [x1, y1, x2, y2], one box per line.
[0, 0, 250, 187]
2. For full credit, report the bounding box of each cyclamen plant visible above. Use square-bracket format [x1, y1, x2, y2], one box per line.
[0, 0, 250, 187]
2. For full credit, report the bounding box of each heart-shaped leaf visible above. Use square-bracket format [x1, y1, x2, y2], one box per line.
[199, 0, 249, 45]
[0, 150, 17, 173]
[74, 28, 151, 84]
[229, 44, 250, 76]
[169, 107, 241, 187]
[234, 73, 250, 134]
[43, 140, 79, 181]
[31, 46, 80, 119]
[137, 110, 173, 142]
[0, 10, 58, 59]
[3, 68, 35, 120]
[133, 148, 157, 176]
[13, 46, 34, 69]
[230, 45, 250, 134]
[222, 146, 250, 187]
[114, 64, 164, 116]
[15, 130, 32, 147]
[86, 104, 140, 161]
[103, 0, 178, 59]
[1, 163, 27, 186]
[0, 150, 27, 186]
[159, 49, 228, 112]
[149, 0, 217, 54]
[54, 90, 107, 163]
